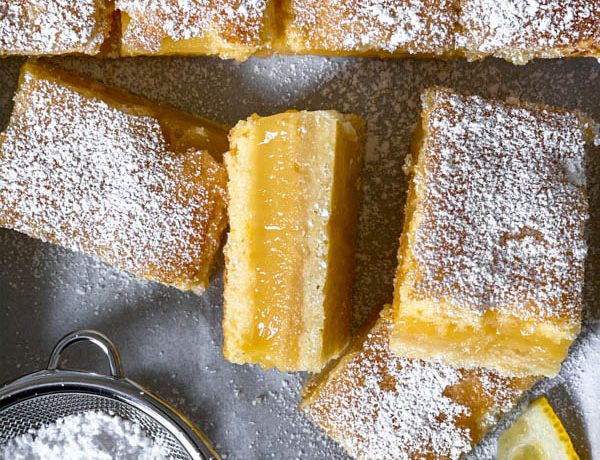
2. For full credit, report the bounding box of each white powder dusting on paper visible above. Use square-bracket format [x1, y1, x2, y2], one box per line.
[0, 411, 168, 460]
[0, 0, 113, 55]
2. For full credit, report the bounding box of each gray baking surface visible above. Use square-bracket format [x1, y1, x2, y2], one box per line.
[1, 55, 599, 460]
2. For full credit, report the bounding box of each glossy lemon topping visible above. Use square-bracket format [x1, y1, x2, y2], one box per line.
[224, 110, 365, 372]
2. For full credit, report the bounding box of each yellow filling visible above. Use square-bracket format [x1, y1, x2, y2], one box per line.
[224, 111, 364, 372]
[391, 301, 577, 377]
[245, 116, 306, 361]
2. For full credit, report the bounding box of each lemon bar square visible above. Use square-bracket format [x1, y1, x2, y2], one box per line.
[0, 0, 117, 56]
[458, 0, 600, 64]
[223, 111, 366, 372]
[117, 0, 277, 60]
[301, 306, 539, 460]
[391, 87, 594, 377]
[0, 61, 229, 294]
[280, 0, 460, 57]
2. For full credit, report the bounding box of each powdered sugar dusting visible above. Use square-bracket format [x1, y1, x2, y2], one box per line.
[286, 0, 458, 55]
[0, 69, 227, 290]
[410, 89, 590, 322]
[459, 0, 600, 63]
[118, 0, 270, 52]
[0, 411, 168, 460]
[1, 55, 599, 460]
[302, 309, 534, 460]
[0, 0, 113, 55]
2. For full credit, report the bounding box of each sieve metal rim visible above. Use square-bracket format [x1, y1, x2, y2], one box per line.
[0, 330, 220, 460]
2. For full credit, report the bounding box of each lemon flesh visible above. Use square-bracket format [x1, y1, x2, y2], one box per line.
[498, 397, 580, 460]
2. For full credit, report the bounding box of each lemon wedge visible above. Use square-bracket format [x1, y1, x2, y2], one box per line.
[497, 397, 580, 460]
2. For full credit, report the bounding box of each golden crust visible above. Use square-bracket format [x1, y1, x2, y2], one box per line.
[0, 61, 229, 293]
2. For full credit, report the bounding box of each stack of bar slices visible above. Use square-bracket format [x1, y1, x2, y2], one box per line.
[1, 58, 596, 458]
[301, 88, 595, 458]
[0, 1, 598, 459]
[0, 0, 598, 63]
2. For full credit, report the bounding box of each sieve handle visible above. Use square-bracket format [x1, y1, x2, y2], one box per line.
[47, 330, 125, 378]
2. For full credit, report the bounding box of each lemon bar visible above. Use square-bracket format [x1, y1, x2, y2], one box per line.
[301, 306, 538, 460]
[458, 0, 600, 64]
[117, 0, 277, 60]
[0, 0, 117, 56]
[391, 87, 593, 377]
[0, 61, 229, 294]
[223, 111, 365, 372]
[279, 0, 460, 57]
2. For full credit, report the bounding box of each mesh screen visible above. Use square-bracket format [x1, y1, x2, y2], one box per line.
[0, 392, 192, 459]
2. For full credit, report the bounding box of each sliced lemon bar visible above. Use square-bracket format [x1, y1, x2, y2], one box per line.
[118, 0, 277, 61]
[458, 0, 600, 64]
[0, 0, 117, 56]
[301, 306, 539, 460]
[498, 397, 580, 460]
[0, 61, 229, 294]
[391, 87, 594, 377]
[279, 0, 460, 57]
[223, 111, 365, 372]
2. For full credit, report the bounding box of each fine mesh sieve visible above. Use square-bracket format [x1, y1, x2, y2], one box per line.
[0, 330, 220, 460]
[0, 393, 191, 459]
